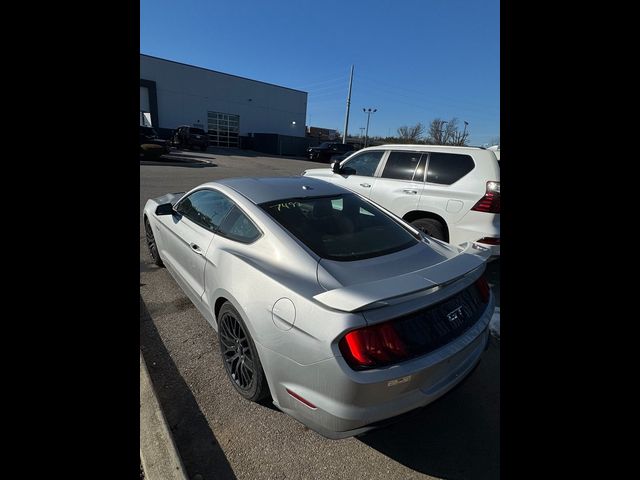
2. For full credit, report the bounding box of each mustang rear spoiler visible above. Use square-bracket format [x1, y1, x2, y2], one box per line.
[313, 242, 490, 312]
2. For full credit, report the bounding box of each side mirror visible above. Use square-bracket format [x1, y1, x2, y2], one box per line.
[331, 160, 341, 173]
[155, 203, 176, 216]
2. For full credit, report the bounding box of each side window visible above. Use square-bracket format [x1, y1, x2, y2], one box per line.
[175, 189, 235, 232]
[218, 206, 261, 243]
[381, 151, 424, 181]
[340, 150, 384, 176]
[426, 153, 475, 185]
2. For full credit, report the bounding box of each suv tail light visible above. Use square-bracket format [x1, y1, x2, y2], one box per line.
[476, 237, 500, 245]
[472, 181, 500, 213]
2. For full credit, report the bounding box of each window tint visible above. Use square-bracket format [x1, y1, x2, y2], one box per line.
[426, 153, 475, 185]
[217, 206, 261, 243]
[261, 193, 418, 261]
[176, 189, 234, 232]
[340, 150, 384, 177]
[381, 151, 424, 181]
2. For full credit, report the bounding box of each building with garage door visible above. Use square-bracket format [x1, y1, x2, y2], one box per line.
[140, 54, 308, 148]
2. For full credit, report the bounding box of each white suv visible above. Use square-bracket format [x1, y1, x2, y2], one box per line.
[302, 144, 500, 256]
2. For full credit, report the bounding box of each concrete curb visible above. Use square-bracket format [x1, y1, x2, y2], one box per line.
[140, 351, 189, 480]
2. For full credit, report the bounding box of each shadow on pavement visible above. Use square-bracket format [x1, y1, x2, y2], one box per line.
[204, 146, 329, 163]
[140, 296, 237, 480]
[358, 338, 500, 480]
[140, 157, 217, 168]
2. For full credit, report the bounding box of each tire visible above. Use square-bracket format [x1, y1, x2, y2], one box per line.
[217, 302, 269, 402]
[411, 218, 446, 241]
[144, 217, 165, 267]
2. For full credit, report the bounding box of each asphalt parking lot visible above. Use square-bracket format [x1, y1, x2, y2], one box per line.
[140, 148, 500, 480]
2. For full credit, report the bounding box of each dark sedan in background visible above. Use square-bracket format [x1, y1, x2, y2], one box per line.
[307, 142, 357, 162]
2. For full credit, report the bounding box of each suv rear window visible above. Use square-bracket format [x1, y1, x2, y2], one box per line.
[426, 153, 475, 185]
[381, 151, 425, 181]
[261, 193, 418, 261]
[190, 128, 206, 134]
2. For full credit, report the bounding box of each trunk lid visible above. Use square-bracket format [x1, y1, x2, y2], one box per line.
[314, 242, 489, 312]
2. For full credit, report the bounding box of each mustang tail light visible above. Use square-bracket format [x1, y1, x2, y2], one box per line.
[472, 181, 500, 213]
[339, 321, 409, 370]
[339, 276, 491, 370]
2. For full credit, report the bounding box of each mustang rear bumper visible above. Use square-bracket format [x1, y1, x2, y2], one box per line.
[260, 294, 494, 439]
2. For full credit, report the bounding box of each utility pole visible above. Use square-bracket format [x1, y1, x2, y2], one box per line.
[342, 65, 354, 144]
[363, 107, 377, 148]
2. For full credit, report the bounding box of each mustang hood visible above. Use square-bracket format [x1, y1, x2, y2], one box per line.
[314, 241, 489, 312]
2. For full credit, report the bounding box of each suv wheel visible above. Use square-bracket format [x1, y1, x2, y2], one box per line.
[411, 218, 446, 241]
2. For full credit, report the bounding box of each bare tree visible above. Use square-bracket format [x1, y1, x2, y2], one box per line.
[426, 117, 469, 146]
[397, 122, 425, 143]
[426, 118, 448, 145]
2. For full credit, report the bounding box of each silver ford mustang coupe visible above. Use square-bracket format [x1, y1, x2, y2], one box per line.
[143, 176, 495, 439]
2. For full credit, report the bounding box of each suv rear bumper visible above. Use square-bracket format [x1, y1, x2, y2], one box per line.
[451, 211, 500, 257]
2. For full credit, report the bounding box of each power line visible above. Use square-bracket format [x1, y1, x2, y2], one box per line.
[293, 75, 349, 90]
[355, 84, 499, 123]
[358, 74, 500, 113]
[355, 82, 500, 120]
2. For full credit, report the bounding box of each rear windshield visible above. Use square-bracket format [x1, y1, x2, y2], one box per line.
[261, 193, 418, 261]
[191, 128, 205, 134]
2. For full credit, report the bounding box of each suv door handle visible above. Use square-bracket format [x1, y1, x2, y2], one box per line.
[190, 243, 204, 255]
[360, 183, 371, 188]
[402, 189, 418, 194]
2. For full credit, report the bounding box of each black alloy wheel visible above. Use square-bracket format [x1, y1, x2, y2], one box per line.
[217, 302, 268, 402]
[144, 218, 164, 267]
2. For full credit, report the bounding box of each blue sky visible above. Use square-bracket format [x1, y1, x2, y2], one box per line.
[141, 0, 499, 145]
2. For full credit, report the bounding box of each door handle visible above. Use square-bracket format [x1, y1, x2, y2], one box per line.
[190, 243, 203, 254]
[360, 183, 371, 188]
[402, 189, 418, 195]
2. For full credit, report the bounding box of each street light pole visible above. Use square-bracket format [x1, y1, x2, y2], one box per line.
[363, 107, 377, 148]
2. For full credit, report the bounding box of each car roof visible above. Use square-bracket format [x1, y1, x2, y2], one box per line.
[365, 144, 487, 154]
[213, 176, 346, 204]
